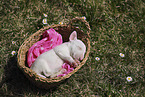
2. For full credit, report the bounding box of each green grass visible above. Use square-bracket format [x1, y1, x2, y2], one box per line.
[0, 0, 145, 96]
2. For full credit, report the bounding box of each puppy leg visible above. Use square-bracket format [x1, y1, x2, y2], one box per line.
[42, 62, 52, 78]
[56, 52, 77, 66]
[32, 59, 52, 78]
[50, 68, 66, 78]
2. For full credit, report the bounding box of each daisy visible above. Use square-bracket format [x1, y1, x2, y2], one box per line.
[43, 13, 48, 17]
[119, 53, 125, 57]
[95, 57, 100, 61]
[11, 51, 16, 55]
[12, 41, 16, 44]
[126, 76, 133, 82]
[59, 22, 63, 25]
[82, 16, 86, 20]
[42, 18, 47, 24]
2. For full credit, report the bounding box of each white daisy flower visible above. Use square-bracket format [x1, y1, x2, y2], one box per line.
[126, 76, 133, 82]
[11, 51, 16, 55]
[95, 57, 100, 61]
[42, 18, 47, 24]
[12, 41, 16, 44]
[43, 13, 48, 17]
[59, 22, 63, 25]
[82, 16, 86, 20]
[119, 53, 125, 57]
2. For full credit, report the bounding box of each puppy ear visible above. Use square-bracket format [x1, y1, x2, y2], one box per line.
[69, 31, 77, 41]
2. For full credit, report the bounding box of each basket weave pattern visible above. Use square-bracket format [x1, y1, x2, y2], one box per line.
[17, 17, 91, 89]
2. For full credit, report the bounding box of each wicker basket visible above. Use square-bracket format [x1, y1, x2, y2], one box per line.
[17, 17, 91, 89]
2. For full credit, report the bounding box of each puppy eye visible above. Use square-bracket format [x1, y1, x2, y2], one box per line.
[78, 46, 82, 50]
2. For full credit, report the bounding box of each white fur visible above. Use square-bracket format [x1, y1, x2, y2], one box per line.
[30, 31, 86, 78]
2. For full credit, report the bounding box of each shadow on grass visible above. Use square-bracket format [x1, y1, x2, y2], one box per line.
[0, 55, 61, 96]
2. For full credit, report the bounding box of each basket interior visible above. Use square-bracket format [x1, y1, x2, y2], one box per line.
[17, 25, 90, 84]
[55, 26, 88, 43]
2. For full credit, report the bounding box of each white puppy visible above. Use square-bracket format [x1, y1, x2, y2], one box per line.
[30, 31, 86, 78]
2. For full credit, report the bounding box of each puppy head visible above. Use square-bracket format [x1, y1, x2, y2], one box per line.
[69, 31, 86, 61]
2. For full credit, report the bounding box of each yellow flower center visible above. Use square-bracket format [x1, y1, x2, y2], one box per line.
[44, 13, 47, 17]
[11, 51, 16, 55]
[59, 22, 63, 24]
[44, 19, 46, 23]
[128, 78, 131, 80]
[12, 41, 15, 44]
[82, 16, 86, 20]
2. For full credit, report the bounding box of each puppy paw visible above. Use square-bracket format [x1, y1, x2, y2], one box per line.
[72, 61, 78, 67]
[75, 59, 81, 64]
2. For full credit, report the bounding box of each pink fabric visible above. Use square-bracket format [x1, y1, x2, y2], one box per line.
[27, 28, 74, 77]
[27, 28, 62, 67]
[57, 63, 74, 77]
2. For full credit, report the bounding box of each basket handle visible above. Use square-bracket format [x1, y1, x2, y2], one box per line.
[68, 17, 91, 38]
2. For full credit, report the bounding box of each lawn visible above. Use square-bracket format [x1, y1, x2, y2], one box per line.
[0, 0, 145, 96]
